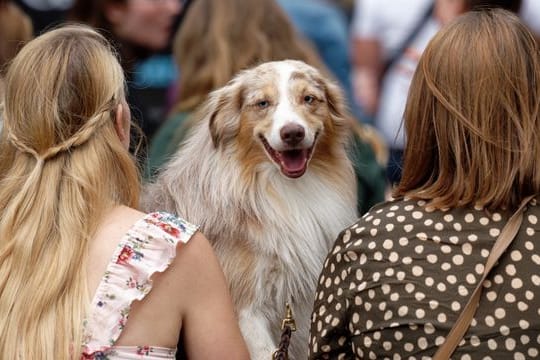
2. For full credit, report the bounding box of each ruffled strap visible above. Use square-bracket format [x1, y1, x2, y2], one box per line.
[81, 212, 198, 356]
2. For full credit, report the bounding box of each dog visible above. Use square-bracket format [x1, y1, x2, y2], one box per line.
[143, 60, 358, 359]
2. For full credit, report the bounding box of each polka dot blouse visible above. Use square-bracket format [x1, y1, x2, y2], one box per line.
[309, 198, 540, 359]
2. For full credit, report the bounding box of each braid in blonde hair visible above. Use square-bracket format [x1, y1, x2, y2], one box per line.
[5, 100, 115, 162]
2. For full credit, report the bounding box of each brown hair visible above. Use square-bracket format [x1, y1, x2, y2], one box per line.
[174, 0, 327, 112]
[395, 9, 540, 210]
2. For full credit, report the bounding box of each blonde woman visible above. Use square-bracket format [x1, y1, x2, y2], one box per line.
[0, 25, 249, 360]
[310, 9, 540, 359]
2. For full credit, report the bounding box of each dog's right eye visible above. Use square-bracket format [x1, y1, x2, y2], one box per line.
[257, 100, 270, 109]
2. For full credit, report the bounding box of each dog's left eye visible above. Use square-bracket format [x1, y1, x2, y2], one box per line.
[304, 95, 315, 104]
[257, 100, 270, 109]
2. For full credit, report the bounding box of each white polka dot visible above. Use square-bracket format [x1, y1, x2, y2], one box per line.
[465, 214, 474, 223]
[418, 337, 428, 350]
[451, 301, 461, 311]
[458, 285, 469, 296]
[415, 292, 426, 301]
[517, 301, 528, 311]
[453, 254, 464, 265]
[437, 282, 447, 292]
[500, 325, 510, 336]
[511, 278, 523, 289]
[488, 339, 498, 350]
[494, 308, 506, 319]
[494, 274, 504, 284]
[424, 323, 436, 334]
[486, 291, 497, 301]
[441, 262, 451, 271]
[398, 305, 409, 316]
[385, 268, 395, 277]
[438, 313, 447, 323]
[402, 256, 412, 265]
[468, 234, 478, 242]
[528, 348, 538, 357]
[447, 275, 457, 284]
[424, 219, 433, 226]
[480, 217, 489, 225]
[441, 245, 452, 254]
[492, 213, 502, 221]
[425, 277, 434, 287]
[532, 254, 540, 265]
[404, 205, 414, 211]
[364, 336, 372, 348]
[389, 252, 399, 263]
[435, 336, 445, 346]
[415, 245, 424, 254]
[489, 228, 500, 237]
[505, 337, 516, 351]
[390, 292, 400, 301]
[404, 343, 414, 352]
[399, 237, 408, 246]
[396, 271, 406, 280]
[435, 223, 444, 231]
[511, 250, 522, 261]
[412, 211, 423, 219]
[528, 214, 537, 224]
[462, 243, 473, 255]
[527, 227, 535, 236]
[394, 331, 403, 341]
[466, 274, 476, 284]
[485, 315, 495, 327]
[382, 239, 393, 250]
[404, 225, 414, 232]
[470, 335, 480, 347]
[519, 319, 529, 329]
[454, 223, 462, 231]
[416, 309, 425, 319]
[397, 215, 406, 222]
[525, 290, 534, 300]
[383, 310, 393, 320]
[514, 352, 526, 360]
[385, 223, 394, 232]
[427, 254, 438, 263]
[475, 263, 485, 275]
[533, 274, 540, 286]
[412, 266, 423, 276]
[449, 236, 459, 244]
[444, 214, 454, 222]
[504, 293, 516, 303]
[525, 241, 534, 251]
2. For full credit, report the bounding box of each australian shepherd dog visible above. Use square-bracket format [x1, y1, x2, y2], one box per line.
[143, 60, 358, 359]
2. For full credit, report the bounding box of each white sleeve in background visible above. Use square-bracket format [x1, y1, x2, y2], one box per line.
[520, 0, 540, 36]
[351, 0, 433, 60]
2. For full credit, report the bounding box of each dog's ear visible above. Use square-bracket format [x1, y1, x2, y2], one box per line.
[323, 79, 348, 123]
[206, 81, 244, 148]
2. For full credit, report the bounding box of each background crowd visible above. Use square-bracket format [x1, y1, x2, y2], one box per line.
[1, 0, 540, 359]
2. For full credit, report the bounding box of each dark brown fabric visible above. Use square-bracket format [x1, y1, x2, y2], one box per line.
[309, 198, 540, 359]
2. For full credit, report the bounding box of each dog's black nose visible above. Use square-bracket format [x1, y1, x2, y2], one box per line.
[280, 124, 305, 146]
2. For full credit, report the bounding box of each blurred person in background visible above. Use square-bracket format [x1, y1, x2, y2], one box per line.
[351, 0, 522, 186]
[70, 0, 184, 139]
[13, 0, 72, 35]
[147, 0, 387, 217]
[0, 0, 33, 133]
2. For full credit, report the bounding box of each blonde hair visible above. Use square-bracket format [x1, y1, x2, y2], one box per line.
[395, 9, 540, 210]
[174, 0, 327, 112]
[0, 25, 140, 359]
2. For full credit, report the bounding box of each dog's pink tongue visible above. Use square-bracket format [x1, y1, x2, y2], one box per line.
[280, 149, 308, 175]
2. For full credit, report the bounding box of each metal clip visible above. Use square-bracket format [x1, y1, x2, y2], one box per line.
[281, 302, 296, 332]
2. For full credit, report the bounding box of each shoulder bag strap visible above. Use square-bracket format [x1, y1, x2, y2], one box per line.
[382, 2, 434, 75]
[433, 194, 535, 360]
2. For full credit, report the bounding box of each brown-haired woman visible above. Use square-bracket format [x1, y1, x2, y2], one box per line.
[310, 9, 540, 359]
[0, 25, 248, 359]
[147, 0, 387, 215]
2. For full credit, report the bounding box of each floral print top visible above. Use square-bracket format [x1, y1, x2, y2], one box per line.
[81, 212, 198, 359]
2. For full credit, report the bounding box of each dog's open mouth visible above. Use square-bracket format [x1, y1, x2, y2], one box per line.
[259, 135, 316, 178]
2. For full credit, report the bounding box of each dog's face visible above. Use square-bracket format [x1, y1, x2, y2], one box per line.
[206, 60, 347, 179]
